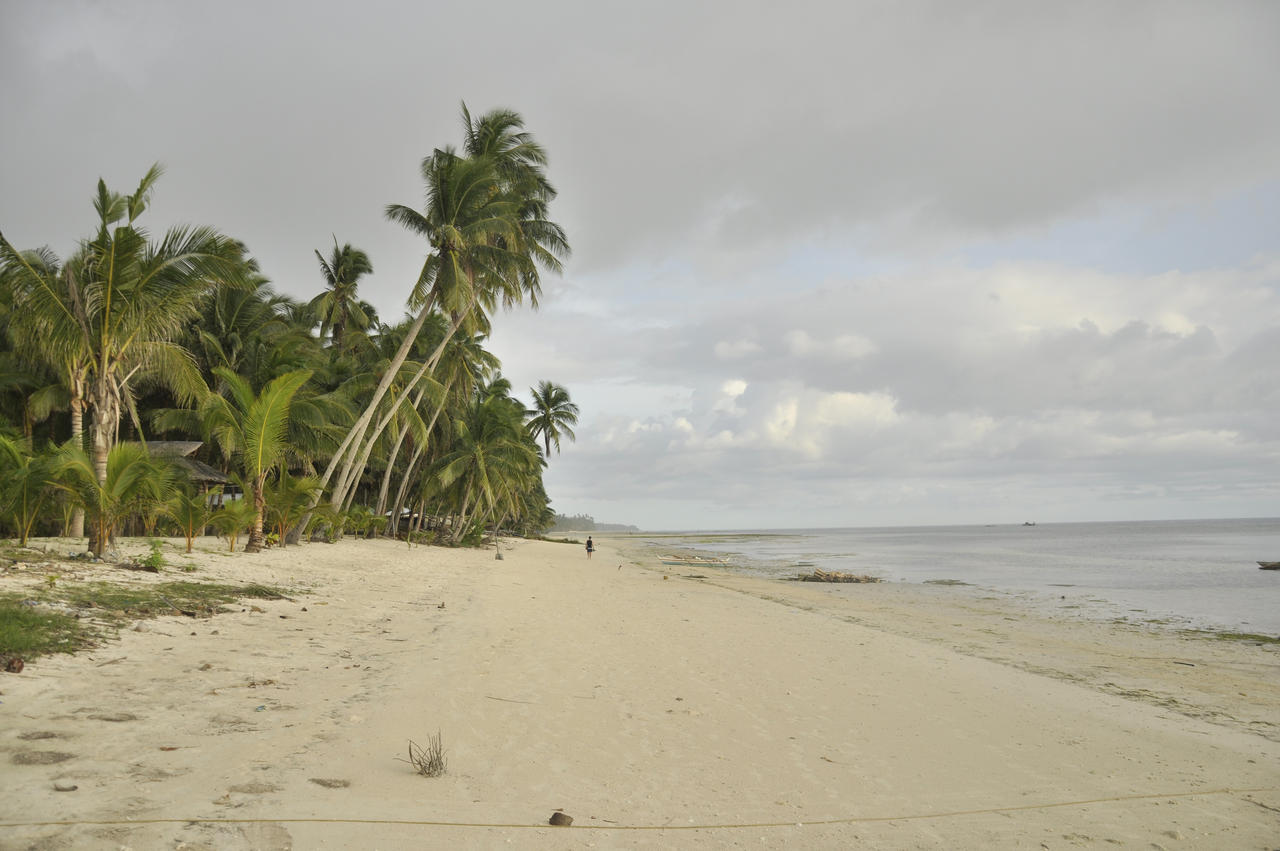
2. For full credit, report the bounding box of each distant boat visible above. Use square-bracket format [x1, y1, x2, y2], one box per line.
[1259, 562, 1280, 570]
[1022, 521, 1037, 527]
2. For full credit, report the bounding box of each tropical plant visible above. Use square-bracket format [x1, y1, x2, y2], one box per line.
[313, 103, 568, 520]
[264, 470, 323, 547]
[209, 497, 255, 552]
[310, 239, 375, 352]
[199, 367, 313, 552]
[526, 380, 579, 458]
[0, 435, 55, 546]
[341, 503, 383, 538]
[433, 386, 540, 543]
[164, 485, 220, 553]
[0, 166, 246, 496]
[53, 442, 176, 558]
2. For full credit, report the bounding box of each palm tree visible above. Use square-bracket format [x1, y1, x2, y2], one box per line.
[209, 496, 255, 552]
[312, 103, 568, 519]
[264, 470, 323, 547]
[309, 239, 374, 352]
[0, 435, 55, 546]
[0, 166, 246, 495]
[199, 367, 313, 553]
[165, 485, 220, 553]
[526, 380, 579, 458]
[53, 442, 175, 558]
[434, 383, 540, 543]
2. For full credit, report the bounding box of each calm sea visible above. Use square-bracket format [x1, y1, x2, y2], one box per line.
[644, 518, 1280, 636]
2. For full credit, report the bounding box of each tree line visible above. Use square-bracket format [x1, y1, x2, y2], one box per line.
[0, 105, 580, 556]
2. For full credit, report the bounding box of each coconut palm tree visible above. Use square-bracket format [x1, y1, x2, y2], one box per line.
[526, 380, 579, 458]
[434, 383, 540, 543]
[0, 165, 246, 494]
[309, 239, 374, 352]
[0, 435, 55, 546]
[314, 104, 568, 518]
[53, 442, 175, 558]
[209, 496, 255, 552]
[264, 470, 323, 547]
[165, 485, 220, 553]
[199, 367, 313, 553]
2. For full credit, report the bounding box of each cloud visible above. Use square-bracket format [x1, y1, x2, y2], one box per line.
[3, 0, 1279, 528]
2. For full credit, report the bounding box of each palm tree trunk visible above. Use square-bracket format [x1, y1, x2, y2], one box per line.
[386, 442, 426, 536]
[297, 292, 439, 535]
[69, 372, 86, 538]
[331, 291, 476, 512]
[245, 476, 267, 553]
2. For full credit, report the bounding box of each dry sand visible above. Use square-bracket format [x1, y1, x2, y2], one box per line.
[1, 534, 1277, 850]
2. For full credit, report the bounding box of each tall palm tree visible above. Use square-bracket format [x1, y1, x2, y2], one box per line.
[312, 104, 568, 518]
[309, 239, 374, 352]
[199, 367, 312, 553]
[526, 380, 579, 458]
[0, 165, 245, 493]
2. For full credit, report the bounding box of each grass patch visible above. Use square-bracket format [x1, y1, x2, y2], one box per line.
[0, 581, 291, 662]
[47, 581, 288, 617]
[0, 596, 96, 658]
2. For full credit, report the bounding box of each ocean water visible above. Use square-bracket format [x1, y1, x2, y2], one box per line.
[645, 518, 1280, 636]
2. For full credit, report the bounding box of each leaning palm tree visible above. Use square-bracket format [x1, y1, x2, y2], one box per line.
[526, 380, 579, 458]
[434, 388, 539, 544]
[309, 239, 374, 352]
[0, 165, 246, 495]
[200, 367, 313, 553]
[311, 104, 569, 520]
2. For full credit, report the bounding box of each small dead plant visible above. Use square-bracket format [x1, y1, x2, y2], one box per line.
[400, 732, 447, 777]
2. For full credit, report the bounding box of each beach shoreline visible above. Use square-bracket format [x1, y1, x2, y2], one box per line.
[2, 535, 1277, 848]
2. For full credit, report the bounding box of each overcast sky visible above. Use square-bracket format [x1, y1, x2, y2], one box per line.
[3, 1, 1278, 530]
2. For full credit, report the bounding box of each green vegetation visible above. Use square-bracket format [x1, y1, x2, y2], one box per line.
[0, 580, 287, 661]
[0, 597, 94, 658]
[0, 102, 574, 551]
[141, 539, 166, 570]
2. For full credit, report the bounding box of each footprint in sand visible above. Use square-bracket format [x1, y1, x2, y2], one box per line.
[227, 781, 282, 794]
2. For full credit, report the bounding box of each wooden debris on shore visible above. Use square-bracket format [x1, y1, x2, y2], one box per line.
[796, 568, 880, 584]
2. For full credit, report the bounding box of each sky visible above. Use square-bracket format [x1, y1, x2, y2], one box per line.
[2, 1, 1278, 530]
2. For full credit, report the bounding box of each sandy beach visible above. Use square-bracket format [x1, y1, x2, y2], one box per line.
[1, 535, 1277, 849]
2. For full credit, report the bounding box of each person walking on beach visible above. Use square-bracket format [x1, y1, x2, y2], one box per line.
[586, 536, 594, 559]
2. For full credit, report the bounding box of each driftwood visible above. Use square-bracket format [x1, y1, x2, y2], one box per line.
[797, 569, 880, 584]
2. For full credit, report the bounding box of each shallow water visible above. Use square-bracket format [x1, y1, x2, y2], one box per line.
[641, 517, 1280, 635]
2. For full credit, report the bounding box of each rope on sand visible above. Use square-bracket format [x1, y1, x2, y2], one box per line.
[1, 786, 1276, 831]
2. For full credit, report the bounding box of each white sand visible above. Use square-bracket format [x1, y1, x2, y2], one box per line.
[1, 535, 1277, 849]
